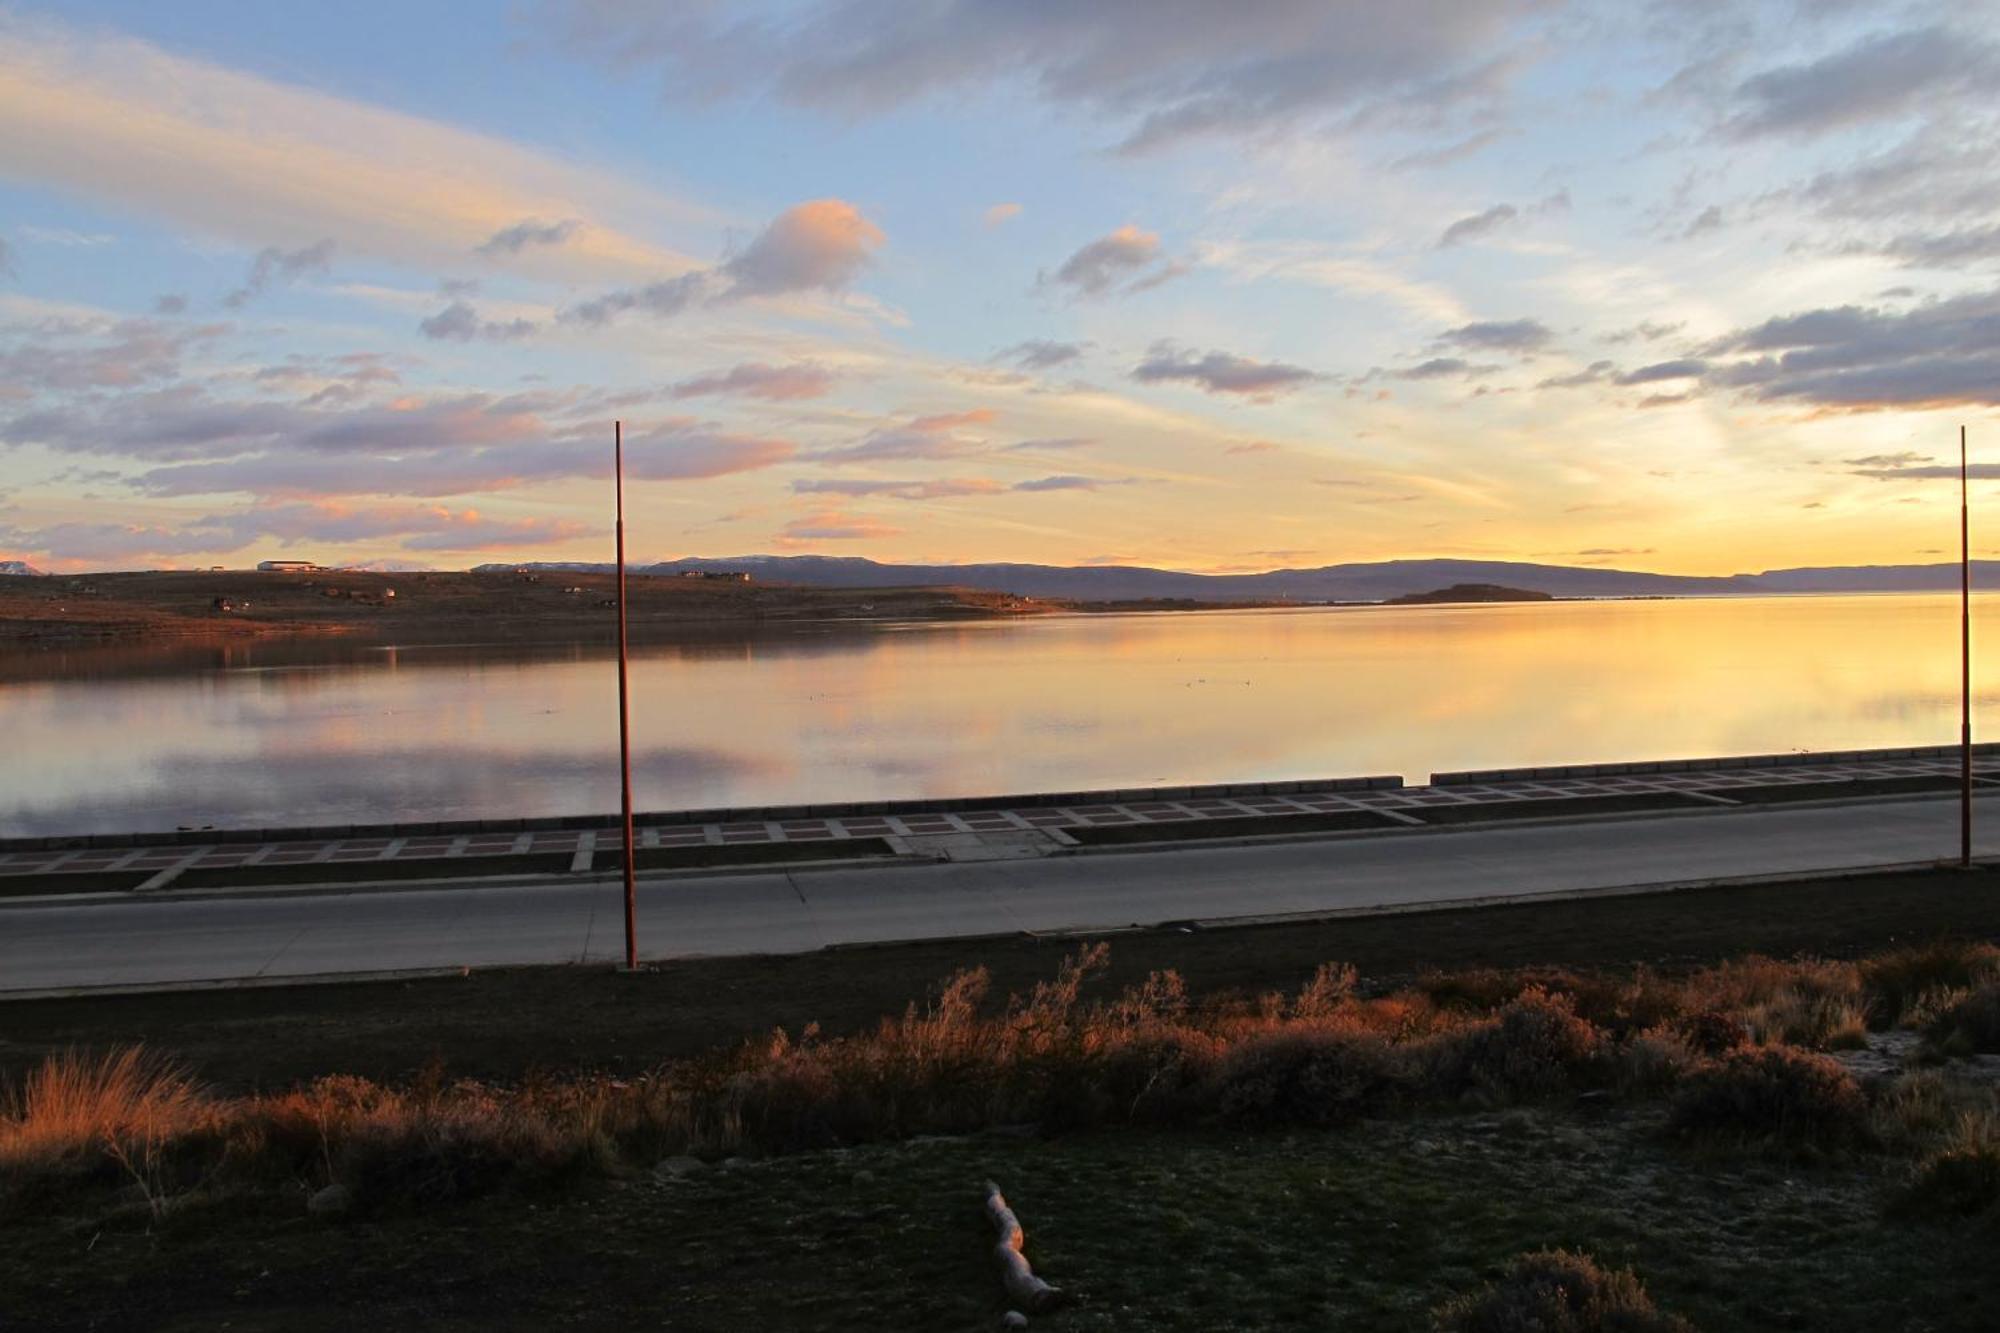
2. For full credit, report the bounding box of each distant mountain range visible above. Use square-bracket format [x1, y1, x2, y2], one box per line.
[0, 560, 48, 577]
[475, 555, 2000, 603]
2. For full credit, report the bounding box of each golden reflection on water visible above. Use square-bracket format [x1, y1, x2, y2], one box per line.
[4, 594, 1998, 834]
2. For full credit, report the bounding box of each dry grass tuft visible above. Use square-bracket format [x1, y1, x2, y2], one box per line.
[1432, 1248, 1694, 1332]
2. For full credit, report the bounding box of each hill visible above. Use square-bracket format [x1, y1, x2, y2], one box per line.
[482, 554, 2000, 602]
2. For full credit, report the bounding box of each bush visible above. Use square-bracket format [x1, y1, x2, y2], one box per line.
[1894, 1109, 2000, 1221]
[1926, 983, 2000, 1056]
[1863, 941, 2000, 1028]
[1215, 1028, 1409, 1125]
[1432, 989, 1606, 1102]
[1433, 1249, 1694, 1332]
[1667, 1046, 1870, 1150]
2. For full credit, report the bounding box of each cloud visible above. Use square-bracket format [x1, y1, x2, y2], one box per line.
[543, 0, 1542, 154]
[223, 239, 334, 308]
[1042, 225, 1184, 298]
[1130, 343, 1319, 399]
[565, 198, 882, 324]
[998, 339, 1087, 370]
[0, 16, 703, 277]
[566, 271, 711, 325]
[1386, 357, 1493, 381]
[0, 502, 589, 564]
[1615, 359, 1706, 385]
[1702, 287, 2000, 409]
[791, 477, 1003, 500]
[1727, 27, 1996, 140]
[1682, 205, 1724, 238]
[1436, 203, 1516, 248]
[476, 218, 582, 257]
[1601, 321, 1684, 344]
[1851, 463, 2000, 481]
[153, 294, 187, 315]
[1537, 360, 1613, 389]
[1003, 436, 1096, 452]
[669, 361, 835, 401]
[719, 198, 883, 298]
[983, 203, 1022, 227]
[0, 317, 225, 393]
[1226, 440, 1279, 454]
[417, 301, 538, 342]
[777, 508, 900, 543]
[1844, 452, 1931, 468]
[808, 409, 997, 465]
[8, 384, 794, 497]
[1436, 317, 1552, 354]
[1011, 475, 1132, 492]
[0, 235, 12, 278]
[1391, 126, 1511, 169]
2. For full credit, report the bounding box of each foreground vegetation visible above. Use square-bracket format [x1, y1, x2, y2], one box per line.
[6, 935, 2000, 1328]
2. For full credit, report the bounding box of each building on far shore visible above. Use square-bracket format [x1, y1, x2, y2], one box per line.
[257, 560, 322, 572]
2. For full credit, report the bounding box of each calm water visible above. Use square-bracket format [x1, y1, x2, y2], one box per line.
[5, 593, 1999, 836]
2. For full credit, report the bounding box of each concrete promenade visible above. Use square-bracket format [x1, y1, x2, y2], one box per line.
[2, 790, 1993, 994]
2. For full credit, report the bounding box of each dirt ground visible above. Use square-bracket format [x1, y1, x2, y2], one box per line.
[6, 864, 1998, 1093]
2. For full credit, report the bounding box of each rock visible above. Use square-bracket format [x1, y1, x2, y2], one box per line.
[1002, 1313, 1030, 1328]
[306, 1184, 352, 1218]
[653, 1156, 706, 1180]
[850, 1169, 876, 1185]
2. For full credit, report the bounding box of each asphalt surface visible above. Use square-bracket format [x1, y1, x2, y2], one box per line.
[3, 793, 1994, 994]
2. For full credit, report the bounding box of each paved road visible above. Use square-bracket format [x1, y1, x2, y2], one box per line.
[3, 795, 1994, 994]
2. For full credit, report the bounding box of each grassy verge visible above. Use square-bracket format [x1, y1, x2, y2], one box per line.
[6, 869, 2000, 1329]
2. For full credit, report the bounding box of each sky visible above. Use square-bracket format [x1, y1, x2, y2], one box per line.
[2, 1, 1999, 576]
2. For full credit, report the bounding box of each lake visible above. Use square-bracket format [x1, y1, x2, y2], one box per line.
[4, 593, 1997, 836]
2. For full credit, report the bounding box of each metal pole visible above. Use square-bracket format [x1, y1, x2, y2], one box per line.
[616, 420, 639, 967]
[1962, 423, 1973, 869]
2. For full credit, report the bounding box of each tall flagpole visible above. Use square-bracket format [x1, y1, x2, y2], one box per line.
[616, 421, 639, 967]
[1961, 423, 1973, 869]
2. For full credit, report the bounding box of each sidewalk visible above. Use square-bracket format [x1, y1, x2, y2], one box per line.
[2, 744, 1990, 896]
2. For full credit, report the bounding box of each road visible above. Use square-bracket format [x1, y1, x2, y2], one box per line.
[2, 794, 1993, 994]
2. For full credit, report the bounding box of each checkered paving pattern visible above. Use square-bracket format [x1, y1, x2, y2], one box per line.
[0, 753, 1987, 886]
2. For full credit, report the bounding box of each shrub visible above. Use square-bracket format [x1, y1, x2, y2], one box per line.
[1898, 1119, 2000, 1221]
[1433, 1249, 1694, 1332]
[1432, 989, 1607, 1102]
[1863, 941, 2000, 1028]
[1214, 1028, 1409, 1125]
[1675, 1011, 1748, 1057]
[1926, 983, 2000, 1056]
[1667, 1046, 1870, 1150]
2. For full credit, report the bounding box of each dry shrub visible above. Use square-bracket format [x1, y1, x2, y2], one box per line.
[1431, 988, 1607, 1102]
[1215, 1026, 1410, 1125]
[1433, 1249, 1693, 1333]
[1863, 941, 2000, 1028]
[1896, 1111, 2000, 1221]
[1616, 1028, 1699, 1095]
[1674, 1012, 1749, 1057]
[1926, 982, 2000, 1056]
[1667, 1046, 1870, 1150]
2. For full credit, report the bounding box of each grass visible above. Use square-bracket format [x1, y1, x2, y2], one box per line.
[6, 941, 1997, 1222]
[6, 887, 2000, 1328]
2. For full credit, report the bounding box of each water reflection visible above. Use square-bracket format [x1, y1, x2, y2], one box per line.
[5, 594, 1997, 836]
